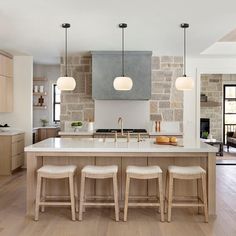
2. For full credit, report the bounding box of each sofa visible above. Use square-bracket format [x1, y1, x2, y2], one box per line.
[227, 132, 236, 151]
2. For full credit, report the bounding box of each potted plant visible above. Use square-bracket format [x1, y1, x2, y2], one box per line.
[40, 119, 48, 127]
[202, 131, 208, 139]
[71, 121, 83, 132]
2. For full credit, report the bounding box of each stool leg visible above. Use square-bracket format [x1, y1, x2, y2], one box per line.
[35, 174, 42, 221]
[167, 173, 173, 222]
[41, 178, 46, 212]
[69, 175, 76, 221]
[197, 179, 201, 214]
[158, 174, 164, 222]
[74, 175, 79, 213]
[113, 173, 119, 222]
[201, 174, 209, 223]
[164, 172, 169, 214]
[79, 173, 86, 221]
[124, 175, 130, 222]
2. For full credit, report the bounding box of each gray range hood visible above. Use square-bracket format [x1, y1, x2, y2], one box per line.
[91, 51, 152, 100]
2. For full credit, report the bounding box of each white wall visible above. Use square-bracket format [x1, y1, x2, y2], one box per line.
[95, 100, 150, 130]
[0, 55, 33, 146]
[33, 64, 60, 127]
[184, 57, 236, 146]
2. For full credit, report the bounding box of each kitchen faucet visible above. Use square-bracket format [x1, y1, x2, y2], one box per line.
[118, 117, 123, 136]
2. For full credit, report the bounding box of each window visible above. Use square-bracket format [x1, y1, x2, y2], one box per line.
[223, 84, 236, 144]
[53, 84, 61, 122]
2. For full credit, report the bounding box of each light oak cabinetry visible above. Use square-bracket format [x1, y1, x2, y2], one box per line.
[37, 127, 60, 142]
[0, 133, 25, 175]
[0, 53, 13, 112]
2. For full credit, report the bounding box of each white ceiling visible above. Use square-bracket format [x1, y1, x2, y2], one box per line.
[1, 0, 236, 64]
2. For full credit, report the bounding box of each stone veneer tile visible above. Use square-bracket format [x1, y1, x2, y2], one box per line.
[161, 56, 174, 63]
[152, 57, 160, 70]
[150, 114, 162, 121]
[67, 104, 84, 111]
[60, 55, 183, 130]
[71, 111, 83, 121]
[150, 101, 158, 113]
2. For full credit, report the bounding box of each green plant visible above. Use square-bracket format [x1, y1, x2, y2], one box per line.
[202, 131, 208, 139]
[71, 121, 83, 127]
[40, 119, 48, 127]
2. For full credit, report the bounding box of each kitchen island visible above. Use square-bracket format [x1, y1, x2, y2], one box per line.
[25, 137, 217, 217]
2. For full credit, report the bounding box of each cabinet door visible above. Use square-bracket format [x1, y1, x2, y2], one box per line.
[0, 75, 13, 112]
[5, 75, 13, 112]
[46, 128, 59, 138]
[0, 55, 13, 77]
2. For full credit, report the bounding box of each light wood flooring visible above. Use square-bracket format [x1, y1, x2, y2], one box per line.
[1, 166, 236, 236]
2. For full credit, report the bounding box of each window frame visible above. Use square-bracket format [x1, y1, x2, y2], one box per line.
[223, 84, 236, 144]
[53, 84, 61, 123]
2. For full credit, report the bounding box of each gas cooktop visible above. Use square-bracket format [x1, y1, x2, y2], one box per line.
[95, 129, 147, 133]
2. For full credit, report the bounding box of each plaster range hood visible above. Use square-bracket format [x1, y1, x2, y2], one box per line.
[91, 51, 152, 100]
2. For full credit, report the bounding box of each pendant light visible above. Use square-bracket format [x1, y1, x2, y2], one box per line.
[175, 23, 194, 91]
[57, 23, 76, 91]
[113, 23, 133, 91]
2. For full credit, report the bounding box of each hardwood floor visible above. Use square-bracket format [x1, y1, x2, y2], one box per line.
[0, 166, 236, 236]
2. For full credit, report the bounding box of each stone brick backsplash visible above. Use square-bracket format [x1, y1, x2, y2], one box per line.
[60, 55, 94, 130]
[150, 56, 183, 132]
[60, 55, 183, 131]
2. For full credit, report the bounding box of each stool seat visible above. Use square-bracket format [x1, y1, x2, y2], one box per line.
[82, 165, 118, 175]
[168, 166, 206, 175]
[38, 165, 77, 175]
[127, 165, 162, 175]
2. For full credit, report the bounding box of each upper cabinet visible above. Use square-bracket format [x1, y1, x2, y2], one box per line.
[0, 53, 13, 112]
[91, 51, 152, 100]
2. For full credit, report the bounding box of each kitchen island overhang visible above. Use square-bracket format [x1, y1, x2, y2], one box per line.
[25, 138, 217, 217]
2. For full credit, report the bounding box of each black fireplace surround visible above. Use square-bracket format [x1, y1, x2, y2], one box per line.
[200, 118, 210, 138]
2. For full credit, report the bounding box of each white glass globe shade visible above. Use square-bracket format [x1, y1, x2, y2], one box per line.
[56, 76, 76, 91]
[113, 76, 133, 91]
[175, 76, 194, 91]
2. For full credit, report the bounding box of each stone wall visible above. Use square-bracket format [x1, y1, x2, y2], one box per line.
[200, 74, 236, 141]
[150, 56, 183, 131]
[60, 55, 94, 130]
[60, 55, 183, 131]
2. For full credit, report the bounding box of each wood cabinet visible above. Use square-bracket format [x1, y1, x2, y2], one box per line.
[37, 128, 60, 142]
[0, 53, 13, 112]
[0, 133, 25, 175]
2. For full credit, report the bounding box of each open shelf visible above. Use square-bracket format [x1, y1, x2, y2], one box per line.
[33, 105, 47, 109]
[33, 77, 47, 81]
[33, 92, 47, 96]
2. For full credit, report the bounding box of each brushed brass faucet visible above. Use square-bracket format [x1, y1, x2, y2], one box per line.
[118, 117, 123, 136]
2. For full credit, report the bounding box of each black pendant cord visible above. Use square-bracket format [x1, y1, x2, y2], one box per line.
[183, 26, 186, 77]
[65, 26, 68, 77]
[122, 26, 125, 77]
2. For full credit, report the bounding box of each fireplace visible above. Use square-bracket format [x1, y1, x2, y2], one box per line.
[200, 118, 210, 138]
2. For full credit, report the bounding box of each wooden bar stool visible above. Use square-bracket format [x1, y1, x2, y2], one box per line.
[35, 165, 78, 221]
[166, 165, 208, 222]
[124, 165, 164, 222]
[79, 165, 119, 221]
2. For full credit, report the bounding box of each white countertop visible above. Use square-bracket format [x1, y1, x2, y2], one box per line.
[33, 126, 60, 130]
[59, 131, 93, 136]
[25, 137, 217, 153]
[0, 130, 24, 136]
[59, 131, 183, 136]
[149, 132, 183, 136]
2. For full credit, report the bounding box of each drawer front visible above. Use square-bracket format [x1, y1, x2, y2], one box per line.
[12, 133, 24, 143]
[11, 153, 24, 170]
[12, 139, 24, 156]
